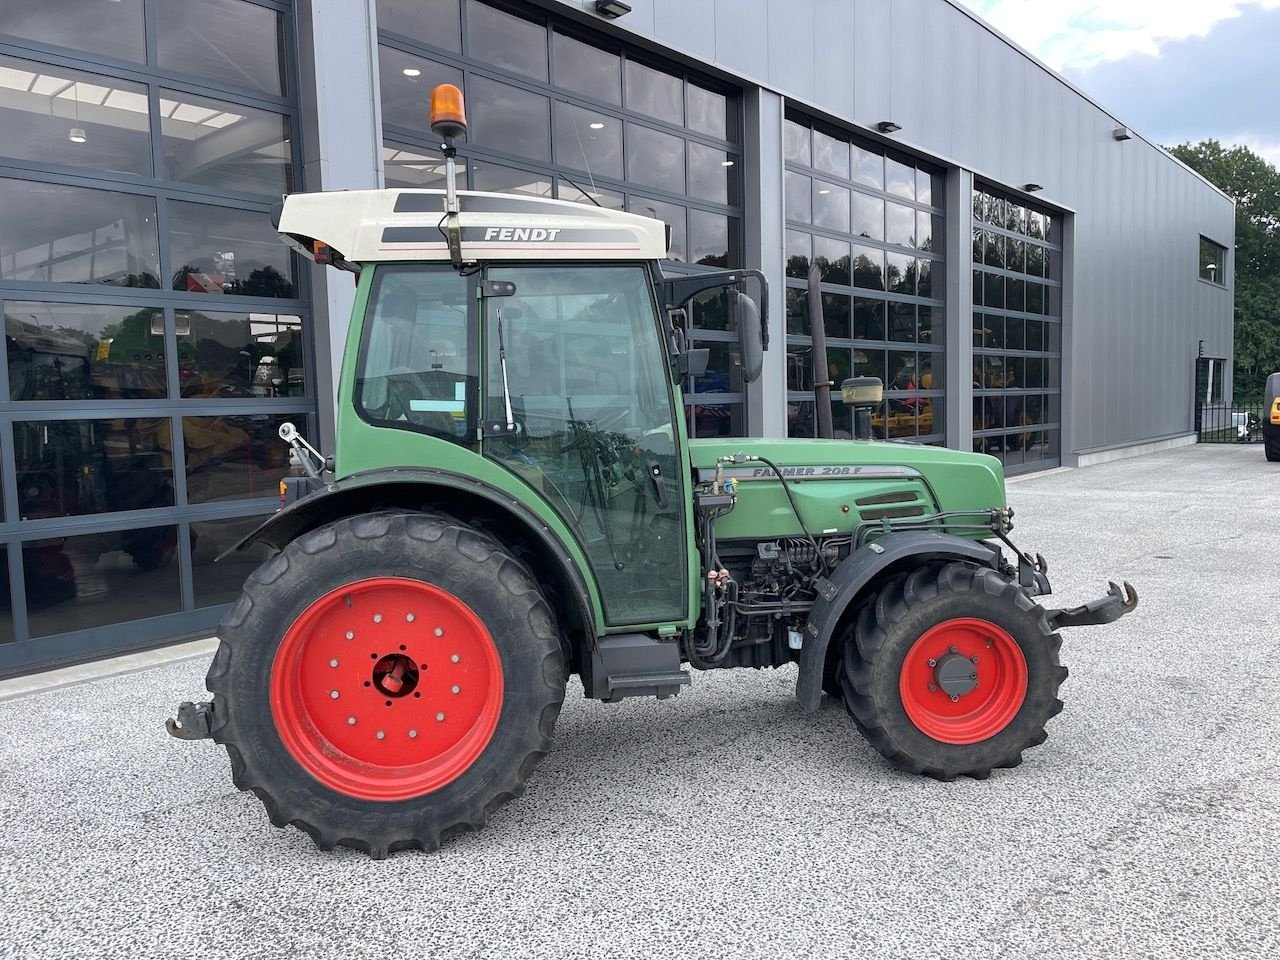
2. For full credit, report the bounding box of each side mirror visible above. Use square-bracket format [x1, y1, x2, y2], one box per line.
[730, 288, 763, 384]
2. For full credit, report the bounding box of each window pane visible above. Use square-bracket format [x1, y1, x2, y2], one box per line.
[169, 202, 296, 298]
[471, 160, 551, 197]
[813, 235, 850, 286]
[6, 301, 167, 401]
[466, 0, 547, 81]
[689, 210, 737, 268]
[24, 528, 181, 638]
[785, 171, 811, 223]
[917, 259, 933, 299]
[156, 0, 285, 97]
[553, 31, 620, 104]
[184, 414, 295, 504]
[14, 418, 173, 518]
[625, 60, 682, 124]
[0, 0, 145, 62]
[161, 90, 292, 197]
[886, 158, 915, 199]
[784, 119, 810, 166]
[853, 146, 884, 189]
[191, 515, 274, 608]
[0, 54, 151, 176]
[852, 244, 884, 290]
[785, 230, 810, 279]
[0, 549, 10, 644]
[690, 399, 744, 438]
[822, 293, 851, 338]
[378, 49, 464, 133]
[629, 196, 685, 261]
[0, 178, 160, 288]
[178, 310, 305, 398]
[626, 123, 684, 193]
[852, 193, 884, 241]
[853, 297, 884, 340]
[377, 0, 462, 51]
[885, 251, 913, 294]
[384, 142, 467, 189]
[886, 201, 916, 247]
[919, 305, 941, 347]
[812, 181, 850, 233]
[812, 129, 849, 179]
[469, 75, 550, 161]
[688, 142, 735, 205]
[554, 102, 622, 180]
[687, 83, 729, 139]
[888, 302, 915, 342]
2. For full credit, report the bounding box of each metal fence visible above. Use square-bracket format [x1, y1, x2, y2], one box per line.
[1196, 401, 1267, 443]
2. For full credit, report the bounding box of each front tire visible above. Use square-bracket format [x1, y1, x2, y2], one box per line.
[839, 563, 1067, 780]
[205, 510, 565, 857]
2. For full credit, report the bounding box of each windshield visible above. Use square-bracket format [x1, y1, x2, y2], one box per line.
[482, 264, 687, 625]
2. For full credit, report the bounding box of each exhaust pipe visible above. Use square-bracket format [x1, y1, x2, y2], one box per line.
[807, 264, 834, 439]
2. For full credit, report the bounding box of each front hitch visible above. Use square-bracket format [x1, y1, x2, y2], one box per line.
[166, 701, 215, 741]
[1046, 581, 1138, 630]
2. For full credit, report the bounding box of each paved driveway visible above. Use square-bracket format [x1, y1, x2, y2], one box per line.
[1, 443, 1276, 960]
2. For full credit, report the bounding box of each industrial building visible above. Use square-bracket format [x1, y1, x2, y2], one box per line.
[0, 0, 1234, 674]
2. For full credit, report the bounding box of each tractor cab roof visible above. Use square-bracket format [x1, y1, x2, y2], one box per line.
[277, 188, 669, 266]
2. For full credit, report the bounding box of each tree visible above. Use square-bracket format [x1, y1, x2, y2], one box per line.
[1167, 140, 1280, 401]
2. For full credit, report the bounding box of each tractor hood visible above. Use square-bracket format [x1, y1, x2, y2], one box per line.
[687, 438, 1006, 542]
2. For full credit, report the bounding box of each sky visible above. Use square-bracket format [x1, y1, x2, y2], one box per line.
[958, 1, 1280, 168]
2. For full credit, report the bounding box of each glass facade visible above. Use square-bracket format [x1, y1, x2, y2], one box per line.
[971, 185, 1063, 472]
[0, 0, 310, 673]
[783, 113, 946, 441]
[374, 0, 745, 436]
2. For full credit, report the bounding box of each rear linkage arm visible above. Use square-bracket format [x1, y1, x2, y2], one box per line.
[1044, 581, 1139, 631]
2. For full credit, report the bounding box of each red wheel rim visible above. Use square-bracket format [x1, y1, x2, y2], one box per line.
[270, 577, 503, 801]
[898, 618, 1027, 744]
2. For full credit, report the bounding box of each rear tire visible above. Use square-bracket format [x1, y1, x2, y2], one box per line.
[839, 563, 1066, 780]
[1265, 431, 1280, 462]
[205, 510, 565, 857]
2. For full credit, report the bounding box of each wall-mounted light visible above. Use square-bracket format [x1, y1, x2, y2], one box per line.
[877, 121, 901, 134]
[1024, 183, 1043, 192]
[1113, 125, 1132, 141]
[595, 0, 632, 17]
[68, 127, 87, 143]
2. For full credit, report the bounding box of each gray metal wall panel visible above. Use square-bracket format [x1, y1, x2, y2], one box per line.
[651, 0, 714, 64]
[535, 2, 1238, 452]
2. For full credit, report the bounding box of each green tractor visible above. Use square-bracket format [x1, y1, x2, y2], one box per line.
[168, 86, 1136, 857]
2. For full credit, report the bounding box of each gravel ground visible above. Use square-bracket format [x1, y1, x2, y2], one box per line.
[1, 443, 1276, 960]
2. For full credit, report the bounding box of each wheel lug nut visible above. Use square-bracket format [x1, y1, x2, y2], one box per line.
[436, 712, 445, 722]
[409, 729, 418, 739]
[451, 685, 460, 695]
[376, 730, 385, 740]
[373, 613, 383, 624]
[927, 658, 937, 667]
[970, 673, 977, 681]
[406, 613, 416, 623]
[971, 655, 979, 664]
[928, 683, 937, 692]
[345, 631, 354, 640]
[450, 654, 460, 663]
[329, 659, 338, 668]
[330, 690, 339, 700]
[950, 694, 959, 702]
[435, 627, 445, 637]
[347, 716, 356, 725]
[949, 645, 957, 654]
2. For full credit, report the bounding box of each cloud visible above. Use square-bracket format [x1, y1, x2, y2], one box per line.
[1045, 5, 1280, 169]
[962, 0, 1280, 71]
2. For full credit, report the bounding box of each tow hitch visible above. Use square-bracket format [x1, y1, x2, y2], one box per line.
[1046, 581, 1138, 630]
[166, 701, 215, 741]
